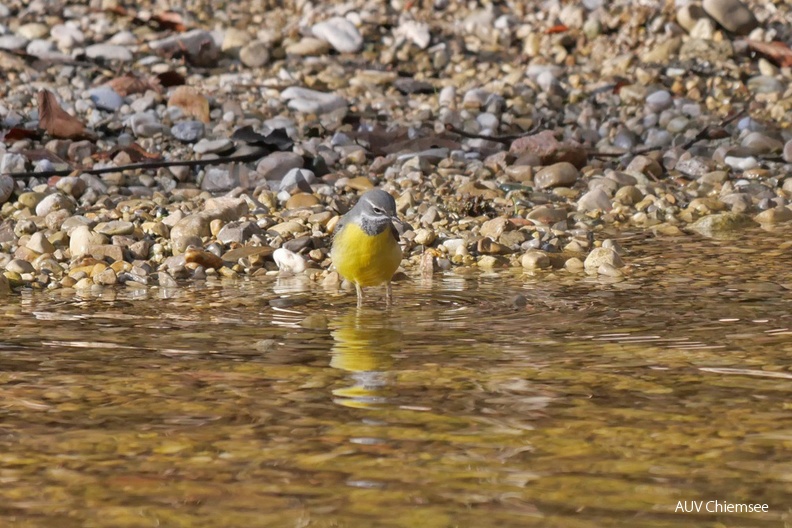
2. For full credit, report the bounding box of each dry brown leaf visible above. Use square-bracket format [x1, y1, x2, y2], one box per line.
[36, 89, 93, 140]
[744, 39, 792, 67]
[151, 11, 189, 32]
[167, 85, 210, 123]
[107, 75, 162, 96]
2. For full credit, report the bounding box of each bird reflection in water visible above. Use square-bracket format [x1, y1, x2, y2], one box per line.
[330, 309, 403, 409]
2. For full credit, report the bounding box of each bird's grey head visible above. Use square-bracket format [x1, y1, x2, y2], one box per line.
[351, 189, 398, 235]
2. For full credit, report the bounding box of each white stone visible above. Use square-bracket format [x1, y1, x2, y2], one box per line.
[281, 87, 346, 114]
[273, 247, 306, 273]
[311, 17, 363, 53]
[394, 20, 431, 49]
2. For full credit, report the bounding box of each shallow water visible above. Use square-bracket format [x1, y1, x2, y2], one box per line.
[2, 230, 792, 527]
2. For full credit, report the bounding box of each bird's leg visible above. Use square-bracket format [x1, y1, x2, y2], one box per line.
[385, 282, 393, 307]
[355, 283, 363, 308]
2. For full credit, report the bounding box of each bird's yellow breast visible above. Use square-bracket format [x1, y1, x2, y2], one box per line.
[331, 223, 402, 287]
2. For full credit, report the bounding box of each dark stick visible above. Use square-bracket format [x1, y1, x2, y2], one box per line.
[6, 147, 271, 180]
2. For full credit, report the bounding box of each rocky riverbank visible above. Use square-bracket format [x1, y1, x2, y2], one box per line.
[1, 0, 791, 295]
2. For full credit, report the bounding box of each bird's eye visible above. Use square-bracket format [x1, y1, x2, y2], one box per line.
[372, 207, 384, 215]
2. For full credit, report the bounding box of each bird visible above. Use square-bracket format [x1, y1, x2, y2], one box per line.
[330, 189, 403, 307]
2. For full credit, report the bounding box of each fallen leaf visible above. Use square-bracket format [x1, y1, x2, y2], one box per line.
[167, 86, 210, 123]
[744, 39, 792, 67]
[107, 75, 161, 96]
[36, 89, 94, 140]
[2, 127, 40, 143]
[546, 24, 569, 34]
[93, 143, 162, 162]
[151, 11, 189, 32]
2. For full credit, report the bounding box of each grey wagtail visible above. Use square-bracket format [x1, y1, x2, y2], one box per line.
[330, 189, 402, 306]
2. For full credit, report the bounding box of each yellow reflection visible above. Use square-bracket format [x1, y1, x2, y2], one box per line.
[330, 308, 403, 409]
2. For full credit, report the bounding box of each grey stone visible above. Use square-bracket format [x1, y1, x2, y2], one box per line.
[239, 40, 270, 68]
[1, 152, 27, 174]
[216, 221, 263, 244]
[127, 112, 164, 137]
[172, 121, 205, 143]
[0, 35, 28, 51]
[85, 43, 133, 61]
[256, 151, 304, 181]
[0, 175, 14, 204]
[646, 90, 674, 113]
[193, 138, 233, 154]
[88, 86, 123, 111]
[702, 0, 758, 35]
[278, 168, 315, 193]
[200, 167, 238, 192]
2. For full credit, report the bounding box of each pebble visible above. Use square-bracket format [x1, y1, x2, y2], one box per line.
[783, 140, 792, 164]
[577, 189, 613, 212]
[50, 24, 85, 49]
[172, 121, 206, 143]
[285, 37, 331, 56]
[584, 247, 624, 271]
[239, 40, 270, 68]
[754, 207, 792, 225]
[127, 112, 165, 137]
[0, 175, 14, 204]
[312, 17, 363, 53]
[702, 0, 758, 35]
[645, 90, 673, 112]
[88, 87, 124, 112]
[281, 87, 347, 114]
[95, 221, 134, 236]
[0, 35, 28, 51]
[1, 152, 27, 174]
[26, 232, 55, 254]
[194, 138, 233, 155]
[689, 213, 758, 238]
[85, 44, 133, 61]
[35, 193, 74, 217]
[93, 267, 118, 286]
[521, 250, 550, 270]
[256, 152, 304, 181]
[279, 168, 316, 193]
[534, 162, 579, 189]
[394, 20, 431, 49]
[69, 226, 109, 258]
[273, 247, 306, 273]
[6, 259, 35, 274]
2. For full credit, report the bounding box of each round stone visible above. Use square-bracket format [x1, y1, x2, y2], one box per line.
[534, 162, 579, 189]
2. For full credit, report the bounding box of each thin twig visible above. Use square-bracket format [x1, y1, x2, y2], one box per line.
[444, 119, 547, 144]
[587, 107, 747, 160]
[6, 148, 271, 179]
